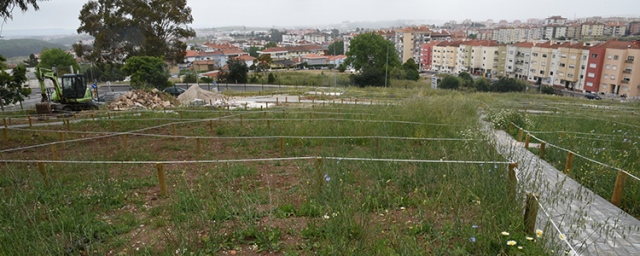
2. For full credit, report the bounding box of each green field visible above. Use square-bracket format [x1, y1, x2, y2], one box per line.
[0, 90, 561, 255]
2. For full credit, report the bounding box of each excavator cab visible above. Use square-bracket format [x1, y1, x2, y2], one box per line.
[61, 74, 88, 100]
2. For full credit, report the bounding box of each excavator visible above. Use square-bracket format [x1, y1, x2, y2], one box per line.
[35, 67, 98, 115]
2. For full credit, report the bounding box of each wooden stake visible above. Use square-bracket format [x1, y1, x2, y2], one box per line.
[267, 119, 271, 129]
[156, 163, 168, 197]
[110, 120, 115, 132]
[280, 137, 284, 157]
[28, 116, 32, 128]
[197, 138, 202, 155]
[179, 111, 183, 119]
[539, 142, 546, 158]
[341, 99, 343, 104]
[91, 114, 95, 121]
[282, 109, 285, 118]
[563, 151, 574, 174]
[611, 171, 628, 207]
[2, 128, 7, 142]
[172, 124, 177, 140]
[3, 118, 7, 128]
[122, 134, 128, 150]
[508, 162, 518, 199]
[38, 162, 49, 186]
[244, 103, 247, 110]
[209, 120, 214, 132]
[524, 133, 530, 148]
[108, 112, 111, 119]
[559, 131, 564, 139]
[509, 123, 514, 133]
[315, 157, 323, 193]
[276, 97, 279, 105]
[51, 143, 58, 160]
[524, 193, 539, 235]
[65, 119, 70, 131]
[517, 128, 523, 142]
[59, 132, 65, 150]
[285, 97, 288, 103]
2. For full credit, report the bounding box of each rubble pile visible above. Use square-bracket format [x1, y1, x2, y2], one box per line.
[108, 89, 177, 111]
[177, 85, 237, 108]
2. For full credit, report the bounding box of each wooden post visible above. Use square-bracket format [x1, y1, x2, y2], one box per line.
[59, 132, 65, 150]
[156, 163, 168, 197]
[65, 119, 70, 131]
[267, 119, 271, 129]
[276, 97, 279, 105]
[280, 137, 284, 157]
[517, 128, 523, 142]
[559, 131, 564, 139]
[179, 111, 183, 119]
[110, 120, 115, 132]
[355, 99, 358, 105]
[282, 109, 285, 118]
[38, 162, 49, 186]
[91, 114, 95, 121]
[51, 143, 58, 160]
[244, 103, 247, 110]
[539, 142, 546, 158]
[509, 123, 514, 133]
[196, 138, 202, 155]
[108, 112, 111, 119]
[209, 120, 214, 132]
[341, 99, 343, 104]
[3, 118, 7, 128]
[263, 111, 266, 117]
[285, 97, 288, 103]
[122, 134, 128, 150]
[508, 162, 518, 199]
[524, 133, 530, 148]
[524, 193, 539, 235]
[172, 124, 177, 140]
[28, 116, 33, 128]
[240, 114, 243, 126]
[563, 151, 574, 174]
[315, 157, 323, 193]
[370, 99, 373, 105]
[611, 171, 628, 207]
[2, 128, 7, 142]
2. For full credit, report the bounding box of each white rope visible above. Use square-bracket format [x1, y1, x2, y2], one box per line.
[536, 199, 580, 255]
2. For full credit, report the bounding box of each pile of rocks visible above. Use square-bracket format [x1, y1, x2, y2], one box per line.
[108, 89, 177, 111]
[178, 85, 236, 108]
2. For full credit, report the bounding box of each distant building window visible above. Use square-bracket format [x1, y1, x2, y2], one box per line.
[614, 55, 619, 60]
[540, 70, 544, 75]
[589, 63, 597, 68]
[571, 55, 577, 60]
[561, 54, 567, 58]
[602, 84, 608, 88]
[560, 63, 566, 67]
[608, 54, 612, 59]
[588, 72, 595, 77]
[586, 82, 594, 86]
[542, 54, 548, 58]
[591, 54, 598, 58]
[606, 64, 610, 69]
[568, 74, 574, 78]
[612, 65, 617, 70]
[604, 74, 609, 79]
[569, 64, 575, 69]
[611, 75, 615, 80]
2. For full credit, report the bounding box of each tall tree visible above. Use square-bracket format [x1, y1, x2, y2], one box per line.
[221, 58, 248, 83]
[0, 55, 29, 111]
[76, 0, 195, 65]
[23, 53, 39, 67]
[1, 0, 44, 20]
[328, 40, 344, 55]
[248, 46, 260, 57]
[36, 48, 80, 75]
[263, 42, 278, 49]
[344, 33, 400, 86]
[402, 59, 420, 81]
[122, 56, 170, 89]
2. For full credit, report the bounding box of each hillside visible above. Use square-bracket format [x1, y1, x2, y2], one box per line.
[0, 39, 69, 58]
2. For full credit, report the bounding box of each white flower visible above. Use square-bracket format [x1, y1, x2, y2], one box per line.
[536, 229, 543, 238]
[559, 233, 566, 240]
[322, 214, 330, 219]
[501, 231, 510, 236]
[507, 240, 516, 246]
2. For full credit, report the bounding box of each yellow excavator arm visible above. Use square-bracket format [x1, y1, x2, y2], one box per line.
[35, 67, 63, 103]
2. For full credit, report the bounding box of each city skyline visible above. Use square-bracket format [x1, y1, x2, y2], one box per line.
[2, 0, 639, 34]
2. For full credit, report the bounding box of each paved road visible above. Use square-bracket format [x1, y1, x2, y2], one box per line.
[483, 115, 640, 255]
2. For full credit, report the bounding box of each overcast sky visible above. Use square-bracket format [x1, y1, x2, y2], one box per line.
[3, 0, 639, 33]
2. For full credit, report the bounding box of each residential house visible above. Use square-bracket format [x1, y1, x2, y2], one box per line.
[545, 16, 568, 26]
[554, 43, 592, 91]
[528, 41, 560, 85]
[566, 24, 582, 40]
[586, 40, 640, 97]
[327, 55, 347, 67]
[542, 25, 568, 40]
[302, 54, 327, 66]
[431, 41, 460, 73]
[603, 22, 627, 37]
[184, 50, 225, 68]
[304, 33, 331, 44]
[257, 45, 325, 64]
[233, 55, 257, 67]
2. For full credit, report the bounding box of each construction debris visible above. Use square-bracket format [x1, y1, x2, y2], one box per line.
[177, 85, 237, 108]
[108, 89, 178, 111]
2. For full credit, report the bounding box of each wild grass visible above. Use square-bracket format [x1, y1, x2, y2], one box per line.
[0, 93, 555, 255]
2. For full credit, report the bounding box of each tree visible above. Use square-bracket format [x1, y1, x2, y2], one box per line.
[36, 48, 80, 75]
[269, 29, 283, 42]
[541, 85, 556, 95]
[263, 42, 278, 49]
[402, 59, 420, 81]
[328, 40, 344, 55]
[221, 58, 249, 83]
[267, 73, 275, 84]
[255, 54, 273, 74]
[0, 55, 29, 111]
[248, 46, 261, 57]
[1, 0, 44, 20]
[121, 56, 170, 89]
[77, 0, 195, 65]
[182, 72, 196, 83]
[493, 77, 527, 92]
[458, 72, 474, 87]
[439, 75, 460, 90]
[468, 34, 478, 39]
[22, 53, 38, 67]
[337, 63, 346, 73]
[345, 33, 400, 86]
[475, 78, 492, 92]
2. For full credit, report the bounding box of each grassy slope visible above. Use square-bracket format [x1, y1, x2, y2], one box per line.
[0, 39, 68, 58]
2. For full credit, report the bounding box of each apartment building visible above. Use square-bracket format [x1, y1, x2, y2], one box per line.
[395, 27, 432, 64]
[459, 40, 501, 77]
[566, 24, 582, 40]
[542, 25, 568, 40]
[419, 41, 440, 71]
[511, 42, 534, 80]
[581, 22, 605, 38]
[603, 22, 627, 37]
[584, 40, 640, 97]
[257, 45, 325, 60]
[432, 41, 461, 73]
[554, 43, 591, 91]
[528, 41, 559, 85]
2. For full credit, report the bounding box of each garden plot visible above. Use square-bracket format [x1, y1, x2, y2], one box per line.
[1, 96, 555, 255]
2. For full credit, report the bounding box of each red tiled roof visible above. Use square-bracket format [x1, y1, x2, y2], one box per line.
[233, 55, 256, 61]
[302, 54, 327, 59]
[326, 55, 346, 61]
[192, 60, 216, 65]
[594, 39, 640, 49]
[185, 50, 223, 57]
[513, 42, 534, 48]
[221, 48, 247, 55]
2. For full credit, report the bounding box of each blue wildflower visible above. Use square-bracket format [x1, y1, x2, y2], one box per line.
[470, 237, 476, 243]
[324, 174, 331, 182]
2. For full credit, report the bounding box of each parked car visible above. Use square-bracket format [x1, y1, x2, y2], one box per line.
[585, 93, 601, 100]
[163, 87, 186, 96]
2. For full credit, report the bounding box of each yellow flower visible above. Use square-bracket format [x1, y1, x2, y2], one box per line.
[526, 236, 534, 241]
[507, 240, 516, 246]
[536, 229, 543, 238]
[501, 231, 510, 236]
[559, 234, 566, 240]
